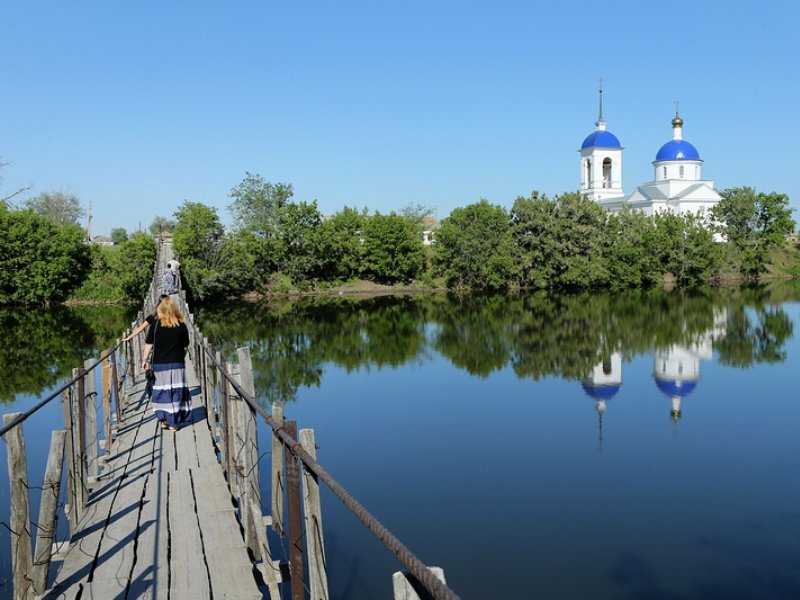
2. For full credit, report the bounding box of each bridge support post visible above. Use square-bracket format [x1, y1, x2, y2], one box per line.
[2, 413, 34, 600]
[301, 428, 329, 600]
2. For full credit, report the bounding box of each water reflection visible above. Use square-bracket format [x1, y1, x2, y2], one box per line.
[0, 305, 137, 403]
[195, 286, 796, 408]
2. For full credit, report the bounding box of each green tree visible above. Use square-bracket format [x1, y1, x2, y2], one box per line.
[275, 200, 324, 284]
[511, 192, 607, 289]
[229, 172, 294, 237]
[436, 199, 515, 290]
[173, 201, 228, 300]
[651, 212, 720, 285]
[110, 227, 129, 245]
[149, 216, 177, 237]
[318, 206, 367, 281]
[604, 207, 660, 288]
[24, 191, 85, 227]
[362, 212, 424, 284]
[109, 232, 158, 300]
[710, 187, 795, 276]
[0, 208, 92, 304]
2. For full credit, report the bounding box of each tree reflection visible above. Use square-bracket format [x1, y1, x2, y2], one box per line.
[0, 305, 136, 403]
[195, 287, 797, 404]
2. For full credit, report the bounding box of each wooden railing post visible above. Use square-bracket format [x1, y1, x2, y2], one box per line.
[236, 347, 262, 560]
[32, 430, 67, 596]
[203, 339, 213, 420]
[217, 352, 233, 484]
[110, 344, 121, 425]
[393, 567, 448, 600]
[61, 387, 79, 535]
[2, 413, 34, 600]
[271, 402, 285, 536]
[300, 428, 329, 600]
[228, 363, 243, 500]
[84, 358, 99, 483]
[102, 352, 112, 454]
[284, 420, 305, 600]
[75, 367, 88, 505]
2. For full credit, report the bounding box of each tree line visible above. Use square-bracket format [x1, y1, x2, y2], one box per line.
[0, 171, 795, 305]
[171, 174, 795, 300]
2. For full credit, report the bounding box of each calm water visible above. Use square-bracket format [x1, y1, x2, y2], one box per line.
[3, 287, 800, 599]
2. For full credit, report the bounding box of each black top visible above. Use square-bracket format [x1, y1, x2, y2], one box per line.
[145, 320, 190, 364]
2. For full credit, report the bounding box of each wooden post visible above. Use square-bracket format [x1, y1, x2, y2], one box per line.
[71, 369, 88, 518]
[2, 413, 34, 600]
[102, 353, 112, 453]
[32, 430, 66, 595]
[84, 358, 99, 482]
[61, 387, 79, 535]
[285, 420, 305, 600]
[75, 367, 88, 503]
[236, 347, 262, 560]
[126, 336, 135, 387]
[202, 339, 212, 419]
[271, 402, 285, 536]
[300, 428, 329, 600]
[111, 344, 121, 425]
[228, 363, 243, 500]
[392, 567, 448, 600]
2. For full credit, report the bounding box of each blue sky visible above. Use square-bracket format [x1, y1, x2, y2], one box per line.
[1, 1, 798, 236]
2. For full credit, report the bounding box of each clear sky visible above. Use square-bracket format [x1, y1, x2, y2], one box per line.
[1, 1, 798, 236]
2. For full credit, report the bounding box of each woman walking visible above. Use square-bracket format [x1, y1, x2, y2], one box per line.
[141, 295, 192, 431]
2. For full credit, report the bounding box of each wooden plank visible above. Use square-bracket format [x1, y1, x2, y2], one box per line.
[301, 428, 329, 600]
[285, 420, 305, 600]
[2, 413, 34, 600]
[392, 567, 447, 600]
[46, 393, 152, 596]
[32, 430, 67, 596]
[84, 358, 99, 482]
[102, 355, 112, 454]
[61, 387, 79, 536]
[271, 402, 285, 536]
[126, 426, 170, 599]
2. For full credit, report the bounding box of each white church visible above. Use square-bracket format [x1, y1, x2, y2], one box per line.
[578, 88, 721, 216]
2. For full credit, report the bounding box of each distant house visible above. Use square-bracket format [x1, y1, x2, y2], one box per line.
[92, 236, 114, 246]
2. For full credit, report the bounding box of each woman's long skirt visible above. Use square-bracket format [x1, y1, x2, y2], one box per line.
[151, 362, 192, 428]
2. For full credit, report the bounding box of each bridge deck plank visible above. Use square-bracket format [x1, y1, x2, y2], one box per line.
[43, 354, 265, 599]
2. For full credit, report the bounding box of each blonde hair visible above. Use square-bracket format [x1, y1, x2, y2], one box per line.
[156, 296, 185, 327]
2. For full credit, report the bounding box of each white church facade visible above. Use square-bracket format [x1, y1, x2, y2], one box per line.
[579, 90, 721, 217]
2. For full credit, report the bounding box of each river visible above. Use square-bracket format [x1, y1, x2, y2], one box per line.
[2, 286, 800, 598]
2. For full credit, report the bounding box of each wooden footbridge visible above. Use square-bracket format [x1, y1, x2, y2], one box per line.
[1, 242, 460, 600]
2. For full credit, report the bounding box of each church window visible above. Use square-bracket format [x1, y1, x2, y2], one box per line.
[586, 159, 591, 187]
[679, 165, 684, 178]
[663, 166, 667, 178]
[602, 158, 612, 188]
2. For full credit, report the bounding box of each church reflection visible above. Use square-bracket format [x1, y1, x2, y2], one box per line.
[581, 308, 727, 438]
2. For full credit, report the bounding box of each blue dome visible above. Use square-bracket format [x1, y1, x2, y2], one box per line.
[581, 130, 621, 149]
[581, 382, 621, 401]
[655, 140, 701, 161]
[655, 379, 697, 398]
